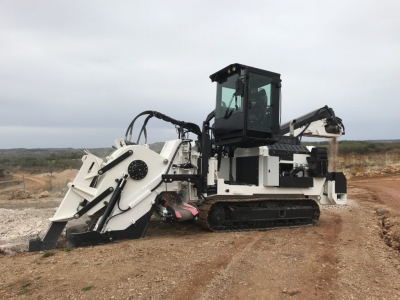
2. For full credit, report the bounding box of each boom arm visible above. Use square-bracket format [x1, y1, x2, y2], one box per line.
[280, 105, 345, 139]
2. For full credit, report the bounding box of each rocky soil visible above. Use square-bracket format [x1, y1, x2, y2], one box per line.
[0, 174, 400, 299]
[0, 170, 77, 254]
[338, 150, 400, 178]
[0, 207, 57, 254]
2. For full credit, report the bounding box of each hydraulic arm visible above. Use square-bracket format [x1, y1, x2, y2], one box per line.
[280, 105, 345, 139]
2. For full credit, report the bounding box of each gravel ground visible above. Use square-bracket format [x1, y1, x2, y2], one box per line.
[320, 199, 359, 211]
[1, 175, 400, 299]
[0, 198, 87, 254]
[0, 207, 56, 254]
[0, 198, 355, 255]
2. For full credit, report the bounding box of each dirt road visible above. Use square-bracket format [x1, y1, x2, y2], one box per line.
[1, 175, 400, 299]
[0, 170, 78, 197]
[351, 174, 400, 210]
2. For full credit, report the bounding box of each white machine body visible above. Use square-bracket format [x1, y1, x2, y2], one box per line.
[51, 137, 346, 235]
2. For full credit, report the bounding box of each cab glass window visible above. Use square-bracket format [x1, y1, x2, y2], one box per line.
[247, 72, 273, 132]
[215, 74, 243, 119]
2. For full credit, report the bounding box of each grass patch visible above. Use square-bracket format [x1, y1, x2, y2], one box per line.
[22, 282, 31, 288]
[35, 276, 42, 280]
[82, 285, 94, 291]
[314, 230, 324, 237]
[33, 259, 41, 265]
[64, 246, 73, 252]
[263, 237, 276, 244]
[42, 251, 56, 258]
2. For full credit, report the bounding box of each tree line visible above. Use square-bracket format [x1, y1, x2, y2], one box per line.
[0, 153, 82, 170]
[302, 140, 400, 155]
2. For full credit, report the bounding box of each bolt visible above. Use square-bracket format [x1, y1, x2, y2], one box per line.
[225, 189, 230, 193]
[98, 170, 103, 175]
[74, 214, 79, 219]
[163, 159, 168, 164]
[129, 150, 133, 154]
[109, 187, 114, 191]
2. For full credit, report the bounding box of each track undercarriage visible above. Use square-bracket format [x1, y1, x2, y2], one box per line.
[199, 199, 320, 232]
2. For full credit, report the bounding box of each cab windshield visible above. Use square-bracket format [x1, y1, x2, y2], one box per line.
[215, 74, 243, 119]
[247, 72, 273, 132]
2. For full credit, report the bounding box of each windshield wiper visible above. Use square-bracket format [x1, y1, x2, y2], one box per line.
[223, 94, 238, 119]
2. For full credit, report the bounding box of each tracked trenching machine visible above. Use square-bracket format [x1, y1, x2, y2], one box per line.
[29, 64, 346, 251]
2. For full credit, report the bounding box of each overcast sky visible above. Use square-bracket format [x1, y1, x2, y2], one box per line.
[0, 1, 399, 149]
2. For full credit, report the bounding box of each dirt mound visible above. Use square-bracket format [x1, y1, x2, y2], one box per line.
[352, 164, 400, 178]
[10, 190, 31, 200]
[55, 169, 79, 181]
[39, 191, 50, 198]
[378, 209, 400, 252]
[339, 150, 400, 178]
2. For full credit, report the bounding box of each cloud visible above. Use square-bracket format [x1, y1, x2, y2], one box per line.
[1, 1, 399, 148]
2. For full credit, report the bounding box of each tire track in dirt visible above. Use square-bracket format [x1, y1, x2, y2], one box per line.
[169, 232, 263, 300]
[172, 213, 344, 300]
[308, 212, 342, 296]
[333, 185, 400, 299]
[196, 232, 265, 300]
[205, 213, 343, 300]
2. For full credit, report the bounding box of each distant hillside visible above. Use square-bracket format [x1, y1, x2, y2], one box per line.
[0, 142, 165, 173]
[302, 140, 400, 155]
[149, 142, 165, 153]
[365, 139, 400, 143]
[302, 140, 400, 178]
[1, 140, 399, 175]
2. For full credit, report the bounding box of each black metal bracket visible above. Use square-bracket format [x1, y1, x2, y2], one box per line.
[98, 150, 133, 175]
[161, 174, 203, 197]
[66, 206, 156, 248]
[75, 187, 114, 218]
[326, 172, 347, 194]
[29, 221, 68, 252]
[96, 174, 129, 232]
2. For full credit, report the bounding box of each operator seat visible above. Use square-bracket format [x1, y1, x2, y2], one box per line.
[248, 88, 268, 131]
[257, 88, 267, 105]
[251, 88, 267, 111]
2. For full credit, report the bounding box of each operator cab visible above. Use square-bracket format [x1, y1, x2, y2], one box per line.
[210, 63, 281, 148]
